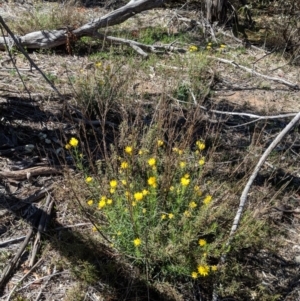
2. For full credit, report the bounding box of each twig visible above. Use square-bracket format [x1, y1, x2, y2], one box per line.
[54, 222, 92, 230]
[6, 257, 44, 301]
[0, 236, 27, 247]
[29, 194, 53, 267]
[0, 227, 34, 288]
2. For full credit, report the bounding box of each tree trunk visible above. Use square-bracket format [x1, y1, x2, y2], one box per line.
[206, 0, 228, 24]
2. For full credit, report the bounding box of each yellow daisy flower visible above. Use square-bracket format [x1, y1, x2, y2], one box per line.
[134, 192, 143, 201]
[125, 146, 133, 155]
[148, 158, 156, 167]
[133, 238, 141, 247]
[69, 137, 79, 147]
[120, 161, 129, 169]
[198, 239, 207, 247]
[85, 177, 93, 183]
[180, 177, 190, 186]
[197, 264, 209, 277]
[203, 195, 212, 205]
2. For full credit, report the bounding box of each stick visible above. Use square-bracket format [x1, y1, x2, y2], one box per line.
[0, 227, 34, 288]
[208, 56, 299, 90]
[29, 194, 53, 267]
[0, 236, 26, 247]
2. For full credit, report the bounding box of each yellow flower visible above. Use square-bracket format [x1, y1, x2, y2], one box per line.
[194, 185, 200, 191]
[220, 44, 226, 48]
[132, 201, 137, 207]
[198, 239, 207, 247]
[199, 158, 205, 166]
[179, 161, 186, 168]
[189, 45, 198, 52]
[157, 140, 164, 147]
[95, 62, 102, 68]
[92, 226, 97, 232]
[98, 199, 106, 209]
[87, 200, 93, 206]
[142, 208, 146, 213]
[148, 176, 157, 188]
[121, 179, 127, 186]
[142, 189, 149, 196]
[172, 147, 183, 155]
[125, 191, 130, 198]
[148, 158, 156, 167]
[169, 186, 174, 191]
[107, 199, 113, 205]
[184, 173, 190, 179]
[69, 137, 79, 147]
[208, 42, 212, 46]
[120, 161, 129, 169]
[180, 177, 190, 186]
[189, 201, 197, 209]
[196, 141, 205, 150]
[134, 192, 143, 201]
[110, 180, 118, 188]
[197, 265, 210, 277]
[133, 238, 141, 247]
[168, 213, 174, 219]
[117, 231, 122, 236]
[110, 188, 115, 194]
[203, 195, 212, 205]
[65, 143, 71, 150]
[191, 272, 198, 279]
[206, 45, 212, 50]
[184, 210, 191, 217]
[161, 214, 166, 220]
[125, 146, 133, 155]
[138, 149, 143, 155]
[211, 265, 218, 271]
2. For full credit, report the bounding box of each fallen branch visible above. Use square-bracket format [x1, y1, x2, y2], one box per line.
[94, 33, 186, 57]
[208, 56, 299, 90]
[0, 166, 61, 180]
[0, 236, 26, 247]
[29, 194, 54, 267]
[212, 109, 300, 301]
[0, 0, 164, 50]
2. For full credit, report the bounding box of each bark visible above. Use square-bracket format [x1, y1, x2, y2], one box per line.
[206, 0, 228, 24]
[0, 0, 164, 50]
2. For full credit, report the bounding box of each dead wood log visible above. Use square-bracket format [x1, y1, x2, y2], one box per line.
[0, 166, 62, 180]
[0, 0, 164, 50]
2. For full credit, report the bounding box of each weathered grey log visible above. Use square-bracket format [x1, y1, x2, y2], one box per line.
[206, 0, 228, 24]
[0, 0, 164, 50]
